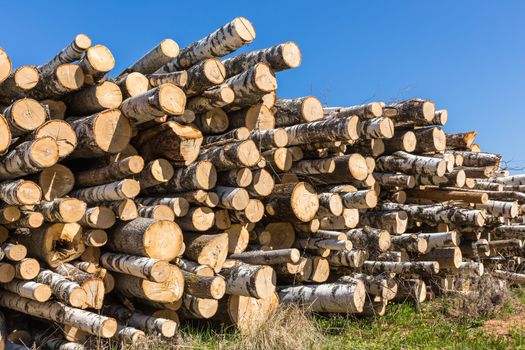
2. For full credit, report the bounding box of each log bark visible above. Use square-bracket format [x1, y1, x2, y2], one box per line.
[137, 205, 174, 221]
[386, 99, 435, 125]
[358, 210, 408, 234]
[100, 252, 171, 283]
[358, 117, 394, 139]
[134, 196, 189, 217]
[108, 218, 182, 261]
[272, 96, 323, 127]
[53, 263, 104, 309]
[326, 249, 368, 268]
[0, 180, 41, 205]
[250, 128, 288, 149]
[418, 247, 462, 269]
[382, 130, 417, 153]
[158, 17, 255, 71]
[147, 71, 188, 89]
[219, 260, 276, 299]
[229, 249, 300, 265]
[0, 292, 116, 337]
[446, 131, 476, 150]
[202, 127, 250, 148]
[346, 227, 391, 252]
[406, 189, 488, 204]
[418, 231, 458, 250]
[104, 305, 177, 337]
[184, 58, 226, 96]
[0, 67, 40, 102]
[27, 64, 84, 101]
[391, 234, 427, 253]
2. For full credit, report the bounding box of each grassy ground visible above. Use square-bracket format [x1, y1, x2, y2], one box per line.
[125, 287, 525, 350]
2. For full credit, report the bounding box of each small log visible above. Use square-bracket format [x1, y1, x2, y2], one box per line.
[53, 263, 104, 309]
[36, 198, 88, 223]
[317, 192, 343, 216]
[0, 137, 58, 181]
[247, 168, 275, 197]
[362, 261, 440, 275]
[0, 206, 21, 225]
[137, 205, 174, 221]
[98, 199, 138, 221]
[0, 67, 40, 102]
[100, 252, 171, 283]
[223, 63, 276, 110]
[135, 197, 189, 218]
[0, 292, 116, 337]
[228, 104, 275, 131]
[476, 200, 520, 219]
[262, 147, 292, 171]
[295, 237, 352, 251]
[194, 108, 229, 134]
[255, 222, 296, 249]
[119, 84, 186, 125]
[216, 168, 252, 188]
[0, 180, 41, 205]
[135, 159, 174, 189]
[376, 151, 446, 177]
[108, 218, 182, 261]
[13, 258, 39, 280]
[79, 206, 116, 229]
[147, 71, 188, 88]
[326, 249, 368, 268]
[183, 271, 226, 300]
[393, 279, 426, 303]
[391, 234, 427, 253]
[186, 84, 234, 113]
[16, 223, 84, 267]
[373, 173, 415, 188]
[5, 211, 43, 230]
[1, 244, 26, 262]
[82, 229, 107, 247]
[74, 155, 144, 187]
[161, 17, 255, 71]
[2, 280, 51, 302]
[418, 231, 458, 250]
[359, 210, 408, 234]
[229, 249, 300, 265]
[446, 131, 476, 149]
[120, 38, 179, 75]
[183, 233, 228, 272]
[346, 227, 391, 252]
[285, 116, 359, 146]
[178, 294, 218, 319]
[220, 260, 276, 299]
[104, 305, 177, 337]
[341, 190, 378, 209]
[198, 140, 260, 171]
[319, 208, 360, 230]
[262, 182, 319, 222]
[278, 282, 365, 313]
[132, 120, 202, 165]
[64, 81, 122, 115]
[0, 264, 14, 283]
[406, 189, 488, 204]
[68, 179, 140, 203]
[114, 72, 149, 99]
[37, 164, 75, 201]
[222, 41, 301, 77]
[418, 247, 462, 269]
[67, 109, 131, 158]
[272, 96, 323, 127]
[176, 207, 215, 232]
[27, 64, 84, 100]
[112, 265, 183, 303]
[382, 130, 417, 153]
[202, 127, 250, 148]
[35, 269, 87, 308]
[250, 128, 288, 149]
[183, 58, 225, 96]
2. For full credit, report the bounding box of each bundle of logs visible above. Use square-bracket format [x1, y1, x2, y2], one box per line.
[0, 16, 521, 349]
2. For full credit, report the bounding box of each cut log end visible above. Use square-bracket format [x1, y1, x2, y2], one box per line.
[92, 109, 132, 154]
[15, 66, 40, 90]
[15, 180, 42, 205]
[56, 64, 85, 90]
[158, 83, 186, 115]
[237, 140, 260, 167]
[30, 137, 60, 168]
[58, 198, 88, 223]
[74, 33, 92, 50]
[87, 45, 115, 73]
[8, 98, 47, 133]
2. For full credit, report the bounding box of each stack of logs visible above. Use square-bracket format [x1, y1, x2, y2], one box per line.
[0, 16, 521, 350]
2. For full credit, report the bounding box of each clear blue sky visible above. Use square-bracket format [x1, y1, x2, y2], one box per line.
[2, 1, 524, 170]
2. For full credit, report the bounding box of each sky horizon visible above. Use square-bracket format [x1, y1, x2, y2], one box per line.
[1, 1, 524, 171]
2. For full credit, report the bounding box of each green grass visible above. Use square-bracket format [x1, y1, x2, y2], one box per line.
[135, 288, 525, 350]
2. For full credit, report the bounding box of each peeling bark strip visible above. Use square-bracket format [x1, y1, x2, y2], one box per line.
[278, 282, 365, 313]
[222, 41, 301, 78]
[157, 17, 255, 72]
[132, 120, 202, 165]
[0, 137, 58, 181]
[285, 116, 359, 146]
[376, 151, 446, 177]
[100, 252, 170, 283]
[120, 83, 186, 125]
[0, 291, 117, 337]
[38, 34, 91, 74]
[219, 260, 276, 299]
[120, 38, 179, 76]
